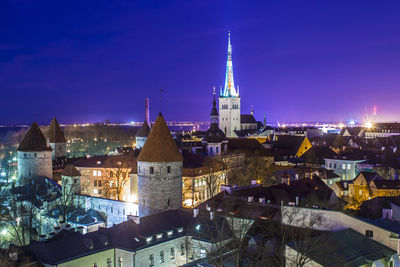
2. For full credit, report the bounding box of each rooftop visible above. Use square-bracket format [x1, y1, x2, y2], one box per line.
[137, 113, 183, 162]
[17, 122, 52, 152]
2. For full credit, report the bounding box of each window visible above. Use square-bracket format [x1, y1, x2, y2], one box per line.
[347, 164, 351, 170]
[334, 163, 337, 168]
[98, 189, 102, 195]
[200, 249, 206, 258]
[181, 244, 185, 255]
[34, 153, 37, 157]
[150, 167, 154, 174]
[93, 170, 97, 176]
[107, 258, 112, 267]
[118, 257, 122, 267]
[98, 170, 102, 176]
[167, 166, 171, 174]
[342, 164, 346, 170]
[98, 180, 102, 187]
[216, 147, 219, 154]
[365, 230, 373, 238]
[149, 254, 154, 267]
[160, 250, 164, 263]
[74, 179, 77, 184]
[170, 247, 175, 259]
[93, 263, 97, 267]
[94, 180, 98, 186]
[93, 189, 98, 194]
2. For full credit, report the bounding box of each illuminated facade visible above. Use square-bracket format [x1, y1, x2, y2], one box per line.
[219, 32, 241, 137]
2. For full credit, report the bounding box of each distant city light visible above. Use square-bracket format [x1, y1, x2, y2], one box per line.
[349, 120, 355, 126]
[338, 123, 344, 128]
[365, 121, 373, 128]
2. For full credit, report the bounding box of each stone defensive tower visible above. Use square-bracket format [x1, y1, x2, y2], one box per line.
[137, 113, 183, 214]
[47, 117, 67, 159]
[17, 122, 53, 184]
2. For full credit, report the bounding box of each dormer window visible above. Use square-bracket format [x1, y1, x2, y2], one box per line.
[134, 237, 140, 242]
[167, 230, 173, 236]
[177, 227, 183, 233]
[146, 236, 153, 242]
[156, 233, 163, 239]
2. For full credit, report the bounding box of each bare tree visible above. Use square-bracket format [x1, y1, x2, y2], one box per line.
[104, 154, 134, 201]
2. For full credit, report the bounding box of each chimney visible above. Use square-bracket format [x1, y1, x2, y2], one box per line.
[145, 98, 150, 124]
[193, 208, 199, 218]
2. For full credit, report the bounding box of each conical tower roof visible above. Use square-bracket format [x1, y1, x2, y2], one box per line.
[18, 122, 52, 152]
[136, 120, 150, 137]
[137, 113, 182, 162]
[48, 117, 66, 143]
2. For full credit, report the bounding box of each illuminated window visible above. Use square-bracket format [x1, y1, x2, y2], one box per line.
[200, 249, 206, 258]
[347, 164, 351, 170]
[93, 189, 98, 194]
[98, 170, 102, 176]
[93, 170, 97, 176]
[117, 257, 122, 267]
[342, 164, 346, 170]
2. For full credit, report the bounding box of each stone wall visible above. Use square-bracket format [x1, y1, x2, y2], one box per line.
[80, 194, 139, 227]
[138, 161, 182, 212]
[18, 150, 53, 183]
[136, 136, 147, 149]
[49, 142, 66, 159]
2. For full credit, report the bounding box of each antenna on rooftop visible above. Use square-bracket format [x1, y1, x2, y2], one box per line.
[160, 89, 164, 113]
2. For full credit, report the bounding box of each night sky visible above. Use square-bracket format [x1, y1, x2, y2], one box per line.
[1, 1, 400, 125]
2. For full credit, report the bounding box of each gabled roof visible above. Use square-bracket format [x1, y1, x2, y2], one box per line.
[287, 228, 396, 266]
[137, 113, 182, 162]
[61, 165, 81, 177]
[371, 180, 400, 190]
[136, 120, 150, 137]
[240, 114, 257, 124]
[17, 122, 52, 152]
[47, 117, 66, 143]
[227, 138, 273, 157]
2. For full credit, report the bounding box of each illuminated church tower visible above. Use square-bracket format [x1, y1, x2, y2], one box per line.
[219, 32, 240, 137]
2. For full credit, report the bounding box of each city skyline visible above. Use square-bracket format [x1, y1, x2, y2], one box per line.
[1, 1, 400, 124]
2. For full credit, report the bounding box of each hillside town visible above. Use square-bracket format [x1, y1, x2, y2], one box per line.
[0, 32, 400, 267]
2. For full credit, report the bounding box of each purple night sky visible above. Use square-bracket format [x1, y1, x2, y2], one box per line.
[1, 1, 400, 124]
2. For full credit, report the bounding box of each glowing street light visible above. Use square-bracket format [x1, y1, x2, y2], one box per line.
[365, 121, 373, 128]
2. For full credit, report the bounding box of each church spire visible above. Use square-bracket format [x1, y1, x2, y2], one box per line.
[210, 87, 218, 125]
[222, 31, 238, 98]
